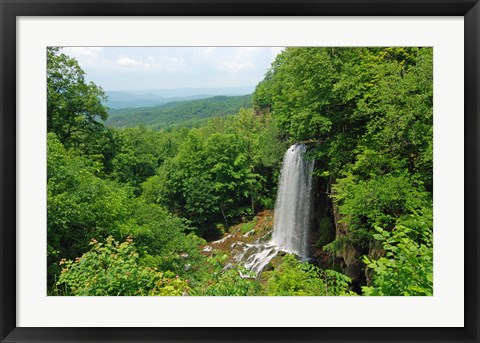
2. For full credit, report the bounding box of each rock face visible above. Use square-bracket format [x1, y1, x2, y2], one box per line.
[331, 202, 364, 288]
[308, 170, 366, 291]
[310, 175, 335, 248]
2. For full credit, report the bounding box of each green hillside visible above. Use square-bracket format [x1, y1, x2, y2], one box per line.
[106, 94, 253, 130]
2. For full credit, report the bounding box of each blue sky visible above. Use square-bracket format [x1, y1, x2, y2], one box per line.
[63, 47, 283, 91]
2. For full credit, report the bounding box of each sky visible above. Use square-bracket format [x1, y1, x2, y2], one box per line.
[62, 47, 283, 91]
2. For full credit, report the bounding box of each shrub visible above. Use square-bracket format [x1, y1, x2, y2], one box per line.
[362, 225, 433, 296]
[205, 268, 262, 296]
[266, 254, 354, 296]
[57, 236, 190, 296]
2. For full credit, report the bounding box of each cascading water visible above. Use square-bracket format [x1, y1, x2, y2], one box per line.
[272, 144, 314, 258]
[237, 143, 315, 276]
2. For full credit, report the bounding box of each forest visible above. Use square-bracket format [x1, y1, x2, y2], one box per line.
[48, 46, 433, 296]
[107, 94, 253, 129]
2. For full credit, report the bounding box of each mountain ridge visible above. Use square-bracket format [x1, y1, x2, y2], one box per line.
[105, 86, 255, 109]
[106, 94, 253, 130]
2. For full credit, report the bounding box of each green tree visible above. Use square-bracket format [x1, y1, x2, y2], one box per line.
[362, 226, 433, 296]
[254, 47, 433, 292]
[57, 236, 190, 296]
[111, 127, 189, 191]
[47, 47, 108, 149]
[265, 254, 354, 296]
[47, 133, 131, 286]
[254, 47, 432, 180]
[332, 172, 431, 249]
[122, 197, 207, 285]
[143, 111, 283, 235]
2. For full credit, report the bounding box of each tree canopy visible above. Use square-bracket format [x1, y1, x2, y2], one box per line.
[48, 47, 433, 297]
[47, 47, 108, 149]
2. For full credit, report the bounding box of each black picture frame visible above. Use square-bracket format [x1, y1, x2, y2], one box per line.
[1, 1, 479, 342]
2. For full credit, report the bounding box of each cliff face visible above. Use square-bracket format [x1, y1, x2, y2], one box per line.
[331, 202, 364, 288]
[307, 154, 386, 291]
[310, 174, 366, 290]
[310, 172, 334, 244]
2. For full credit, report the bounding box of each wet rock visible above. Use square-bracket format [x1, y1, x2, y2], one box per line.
[243, 229, 255, 237]
[231, 241, 244, 249]
[212, 234, 233, 245]
[262, 263, 275, 272]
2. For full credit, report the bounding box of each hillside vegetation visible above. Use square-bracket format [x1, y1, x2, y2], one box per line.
[47, 47, 432, 297]
[106, 94, 253, 130]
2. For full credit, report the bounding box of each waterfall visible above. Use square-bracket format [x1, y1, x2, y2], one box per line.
[272, 144, 314, 259]
[238, 143, 314, 276]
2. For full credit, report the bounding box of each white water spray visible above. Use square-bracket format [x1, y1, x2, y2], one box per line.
[272, 144, 314, 258]
[239, 144, 314, 276]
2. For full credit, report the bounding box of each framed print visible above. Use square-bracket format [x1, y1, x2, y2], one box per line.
[1, 0, 479, 342]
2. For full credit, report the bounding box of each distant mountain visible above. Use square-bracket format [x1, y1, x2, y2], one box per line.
[105, 86, 255, 109]
[106, 94, 253, 130]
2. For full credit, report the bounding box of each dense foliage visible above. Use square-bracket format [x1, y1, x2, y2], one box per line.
[48, 47, 433, 296]
[141, 108, 285, 237]
[57, 236, 190, 296]
[254, 47, 433, 295]
[265, 255, 354, 296]
[362, 226, 433, 296]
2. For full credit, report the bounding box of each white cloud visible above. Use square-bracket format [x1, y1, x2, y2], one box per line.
[215, 48, 262, 73]
[270, 47, 285, 56]
[60, 47, 280, 90]
[113, 55, 186, 72]
[154, 56, 187, 72]
[116, 57, 142, 66]
[221, 60, 254, 73]
[64, 47, 103, 57]
[202, 48, 215, 54]
[62, 47, 105, 67]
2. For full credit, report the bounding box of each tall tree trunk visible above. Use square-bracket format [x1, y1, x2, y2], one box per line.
[219, 203, 228, 227]
[251, 194, 255, 214]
